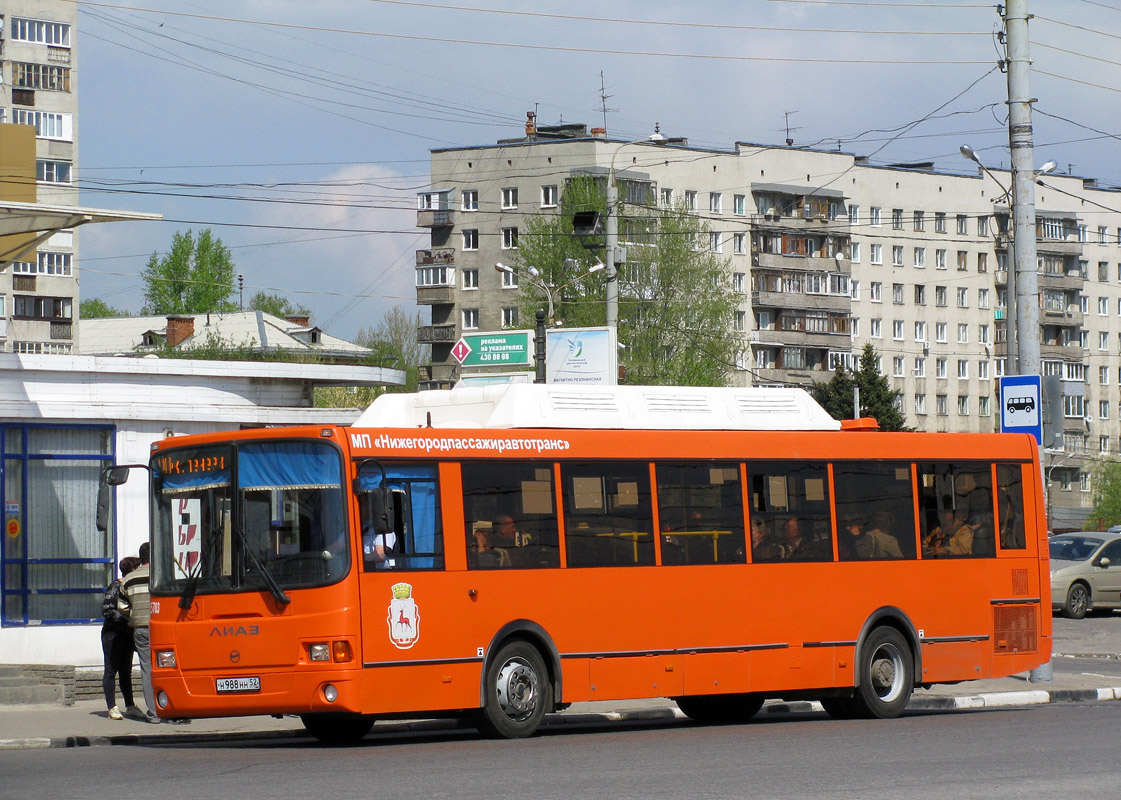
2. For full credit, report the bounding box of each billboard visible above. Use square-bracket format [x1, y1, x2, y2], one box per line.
[544, 327, 617, 385]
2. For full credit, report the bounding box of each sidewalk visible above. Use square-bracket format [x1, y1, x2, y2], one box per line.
[2, 664, 1119, 751]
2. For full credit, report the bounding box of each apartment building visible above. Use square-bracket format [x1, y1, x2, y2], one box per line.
[0, 1, 79, 353]
[416, 119, 1121, 527]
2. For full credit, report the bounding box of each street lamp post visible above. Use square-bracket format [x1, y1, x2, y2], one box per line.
[605, 128, 667, 331]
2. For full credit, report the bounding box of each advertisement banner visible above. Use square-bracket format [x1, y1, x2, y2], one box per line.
[545, 327, 617, 385]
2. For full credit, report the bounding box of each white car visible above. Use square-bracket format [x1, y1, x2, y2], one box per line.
[1050, 532, 1121, 619]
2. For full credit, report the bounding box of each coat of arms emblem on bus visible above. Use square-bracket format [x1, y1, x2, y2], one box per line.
[388, 583, 420, 649]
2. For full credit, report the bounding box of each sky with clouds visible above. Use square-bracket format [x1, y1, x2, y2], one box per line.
[74, 0, 1121, 340]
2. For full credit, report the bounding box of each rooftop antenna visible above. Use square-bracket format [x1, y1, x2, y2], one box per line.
[784, 111, 801, 146]
[598, 71, 618, 135]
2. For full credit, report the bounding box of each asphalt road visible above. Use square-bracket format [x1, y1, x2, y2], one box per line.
[2, 703, 1119, 800]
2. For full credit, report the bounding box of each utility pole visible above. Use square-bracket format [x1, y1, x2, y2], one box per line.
[1005, 0, 1050, 683]
[1006, 0, 1041, 378]
[605, 177, 619, 330]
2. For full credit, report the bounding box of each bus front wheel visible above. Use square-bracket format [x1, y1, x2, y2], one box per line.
[851, 626, 913, 719]
[300, 713, 374, 744]
[476, 641, 553, 739]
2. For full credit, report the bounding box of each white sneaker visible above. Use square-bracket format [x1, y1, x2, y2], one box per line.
[108, 706, 123, 720]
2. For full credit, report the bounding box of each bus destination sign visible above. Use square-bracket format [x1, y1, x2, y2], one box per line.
[455, 331, 532, 367]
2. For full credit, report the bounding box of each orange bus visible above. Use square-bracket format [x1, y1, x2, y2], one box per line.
[100, 385, 1049, 742]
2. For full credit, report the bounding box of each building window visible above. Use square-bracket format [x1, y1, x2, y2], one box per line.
[892, 246, 904, 267]
[893, 356, 905, 377]
[935, 286, 947, 306]
[870, 282, 882, 302]
[978, 216, 989, 236]
[13, 295, 72, 320]
[735, 310, 746, 332]
[936, 322, 947, 343]
[893, 320, 904, 341]
[12, 341, 72, 354]
[956, 215, 968, 235]
[461, 190, 478, 211]
[914, 211, 925, 231]
[914, 285, 926, 305]
[733, 233, 745, 254]
[935, 249, 947, 270]
[850, 280, 860, 301]
[958, 396, 970, 416]
[462, 309, 479, 330]
[914, 248, 925, 268]
[978, 360, 989, 380]
[1101, 332, 1110, 351]
[892, 209, 903, 229]
[870, 244, 883, 265]
[977, 253, 988, 273]
[416, 266, 453, 287]
[733, 194, 745, 215]
[1102, 366, 1111, 386]
[871, 318, 882, 338]
[936, 358, 947, 378]
[709, 193, 722, 214]
[10, 109, 72, 141]
[462, 229, 478, 250]
[1100, 297, 1110, 316]
[462, 269, 478, 290]
[957, 287, 968, 308]
[11, 17, 71, 47]
[870, 207, 881, 227]
[502, 307, 519, 327]
[979, 396, 990, 416]
[850, 241, 861, 263]
[501, 227, 518, 249]
[12, 62, 70, 92]
[661, 188, 673, 208]
[935, 212, 946, 233]
[978, 288, 989, 309]
[733, 272, 745, 293]
[956, 251, 968, 271]
[958, 323, 969, 344]
[541, 185, 558, 208]
[501, 188, 518, 209]
[957, 359, 968, 379]
[914, 358, 926, 377]
[915, 321, 926, 342]
[892, 283, 904, 304]
[849, 205, 860, 224]
[501, 270, 519, 289]
[684, 191, 697, 211]
[979, 324, 989, 344]
[36, 160, 71, 183]
[915, 394, 927, 414]
[12, 252, 73, 277]
[709, 232, 722, 253]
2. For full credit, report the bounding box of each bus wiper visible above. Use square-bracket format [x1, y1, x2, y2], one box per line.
[235, 527, 290, 607]
[179, 519, 224, 610]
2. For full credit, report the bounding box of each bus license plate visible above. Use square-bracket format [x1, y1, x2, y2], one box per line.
[216, 676, 260, 693]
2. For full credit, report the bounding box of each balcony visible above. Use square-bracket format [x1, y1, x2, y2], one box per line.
[416, 286, 455, 306]
[751, 290, 850, 313]
[750, 329, 850, 349]
[1038, 271, 1085, 292]
[50, 322, 72, 340]
[417, 208, 454, 228]
[1036, 238, 1084, 256]
[416, 248, 455, 266]
[1040, 343, 1085, 360]
[1041, 307, 1084, 328]
[417, 324, 458, 345]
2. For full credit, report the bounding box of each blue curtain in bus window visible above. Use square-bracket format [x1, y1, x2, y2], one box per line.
[359, 465, 439, 568]
[238, 443, 341, 490]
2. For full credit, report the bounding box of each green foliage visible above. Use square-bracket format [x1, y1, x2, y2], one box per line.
[81, 298, 131, 319]
[1086, 459, 1121, 530]
[141, 229, 238, 315]
[353, 305, 426, 393]
[516, 177, 742, 386]
[248, 291, 310, 319]
[810, 343, 911, 431]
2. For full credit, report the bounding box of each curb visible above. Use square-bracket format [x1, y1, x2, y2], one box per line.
[3, 686, 1120, 750]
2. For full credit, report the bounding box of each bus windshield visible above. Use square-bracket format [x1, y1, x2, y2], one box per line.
[150, 440, 347, 597]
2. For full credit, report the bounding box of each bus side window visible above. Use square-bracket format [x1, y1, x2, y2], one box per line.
[918, 464, 994, 558]
[997, 464, 1026, 550]
[655, 463, 745, 566]
[356, 463, 443, 571]
[562, 462, 654, 567]
[746, 462, 832, 562]
[833, 462, 915, 560]
[462, 460, 560, 571]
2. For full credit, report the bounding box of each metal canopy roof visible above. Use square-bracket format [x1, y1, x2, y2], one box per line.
[0, 200, 162, 268]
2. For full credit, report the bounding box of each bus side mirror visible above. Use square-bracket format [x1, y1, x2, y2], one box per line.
[368, 488, 399, 536]
[96, 483, 112, 533]
[103, 467, 132, 486]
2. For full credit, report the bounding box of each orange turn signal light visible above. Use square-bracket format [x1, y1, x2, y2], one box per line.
[332, 641, 353, 663]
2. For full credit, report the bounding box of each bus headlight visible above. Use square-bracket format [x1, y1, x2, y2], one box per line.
[156, 650, 177, 668]
[309, 643, 331, 661]
[324, 684, 338, 703]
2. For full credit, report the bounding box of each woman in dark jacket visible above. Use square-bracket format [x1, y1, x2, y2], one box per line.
[102, 556, 140, 720]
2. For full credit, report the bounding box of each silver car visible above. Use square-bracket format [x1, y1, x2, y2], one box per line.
[1050, 532, 1121, 619]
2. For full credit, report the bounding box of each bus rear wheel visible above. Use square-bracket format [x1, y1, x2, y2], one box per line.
[300, 713, 374, 744]
[476, 641, 552, 739]
[675, 693, 764, 723]
[851, 626, 913, 719]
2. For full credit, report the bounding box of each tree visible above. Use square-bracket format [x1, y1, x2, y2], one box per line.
[517, 176, 742, 386]
[356, 306, 426, 392]
[810, 343, 910, 431]
[141, 229, 238, 315]
[1086, 459, 1121, 530]
[248, 292, 310, 319]
[81, 298, 131, 318]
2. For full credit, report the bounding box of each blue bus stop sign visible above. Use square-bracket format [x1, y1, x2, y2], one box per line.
[1000, 374, 1042, 444]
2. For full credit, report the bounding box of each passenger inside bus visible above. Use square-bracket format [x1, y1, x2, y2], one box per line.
[749, 515, 783, 562]
[865, 510, 904, 558]
[924, 507, 973, 557]
[781, 517, 830, 561]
